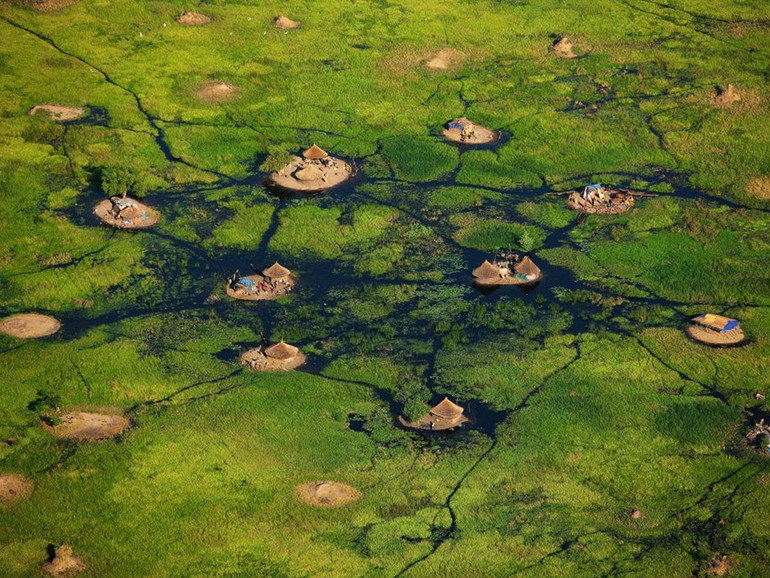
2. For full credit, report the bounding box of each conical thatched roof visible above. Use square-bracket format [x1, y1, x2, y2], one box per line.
[514, 256, 540, 277]
[430, 397, 464, 419]
[263, 261, 291, 279]
[264, 340, 299, 360]
[302, 144, 328, 160]
[295, 166, 324, 181]
[472, 260, 500, 279]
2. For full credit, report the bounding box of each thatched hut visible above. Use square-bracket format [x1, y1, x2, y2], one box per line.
[442, 117, 498, 145]
[302, 144, 329, 160]
[270, 144, 352, 192]
[399, 397, 470, 431]
[472, 255, 542, 287]
[225, 264, 295, 301]
[687, 314, 745, 345]
[241, 339, 306, 371]
[263, 262, 291, 281]
[565, 184, 635, 215]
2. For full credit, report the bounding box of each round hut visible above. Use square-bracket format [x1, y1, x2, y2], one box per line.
[687, 314, 745, 346]
[269, 144, 353, 192]
[472, 255, 542, 287]
[225, 263, 296, 301]
[565, 184, 635, 215]
[241, 339, 306, 371]
[0, 313, 61, 339]
[93, 196, 159, 229]
[442, 117, 499, 145]
[399, 397, 470, 431]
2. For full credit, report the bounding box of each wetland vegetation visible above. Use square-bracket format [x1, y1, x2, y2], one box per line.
[0, 0, 769, 575]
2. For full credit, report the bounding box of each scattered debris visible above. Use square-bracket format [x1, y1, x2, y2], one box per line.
[241, 340, 306, 371]
[565, 184, 636, 215]
[746, 419, 770, 455]
[225, 262, 296, 301]
[687, 314, 745, 346]
[0, 313, 61, 339]
[44, 410, 129, 441]
[550, 36, 578, 59]
[195, 81, 237, 103]
[442, 117, 499, 145]
[0, 474, 34, 506]
[42, 545, 86, 577]
[472, 253, 543, 287]
[710, 84, 741, 108]
[269, 144, 352, 192]
[29, 105, 86, 122]
[176, 11, 212, 26]
[296, 481, 361, 507]
[273, 15, 300, 29]
[93, 196, 159, 229]
[399, 397, 470, 431]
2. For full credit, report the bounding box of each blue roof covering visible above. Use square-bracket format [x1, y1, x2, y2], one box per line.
[722, 319, 740, 332]
[236, 277, 256, 289]
[448, 121, 467, 130]
[586, 183, 602, 190]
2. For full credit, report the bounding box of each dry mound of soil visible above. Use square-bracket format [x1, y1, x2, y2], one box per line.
[0, 474, 34, 506]
[45, 410, 129, 441]
[93, 198, 159, 229]
[686, 324, 745, 346]
[710, 84, 741, 107]
[240, 347, 306, 372]
[195, 81, 237, 103]
[270, 156, 352, 192]
[747, 176, 770, 200]
[273, 15, 300, 29]
[296, 481, 361, 507]
[0, 313, 61, 339]
[425, 48, 463, 70]
[29, 105, 85, 122]
[551, 36, 578, 59]
[442, 119, 499, 145]
[42, 545, 86, 577]
[176, 11, 211, 26]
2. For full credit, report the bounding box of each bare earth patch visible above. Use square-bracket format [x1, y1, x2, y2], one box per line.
[705, 554, 734, 576]
[710, 84, 741, 108]
[195, 81, 237, 103]
[44, 410, 129, 441]
[0, 474, 34, 506]
[176, 11, 211, 26]
[296, 481, 361, 507]
[29, 105, 85, 121]
[442, 118, 499, 145]
[0, 313, 60, 339]
[240, 346, 306, 372]
[686, 324, 745, 346]
[425, 48, 464, 70]
[42, 545, 86, 577]
[273, 15, 300, 29]
[551, 36, 578, 59]
[270, 155, 352, 192]
[93, 198, 159, 229]
[746, 176, 770, 200]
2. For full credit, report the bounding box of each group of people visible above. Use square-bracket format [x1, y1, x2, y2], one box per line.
[227, 269, 293, 297]
[494, 251, 521, 278]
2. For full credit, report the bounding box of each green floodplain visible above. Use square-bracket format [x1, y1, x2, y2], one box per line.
[1, 0, 769, 575]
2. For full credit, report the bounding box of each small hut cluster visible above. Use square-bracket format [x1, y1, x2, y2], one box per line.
[269, 144, 352, 192]
[566, 184, 635, 215]
[472, 253, 542, 287]
[687, 314, 745, 345]
[400, 398, 469, 431]
[442, 117, 498, 145]
[746, 419, 770, 455]
[94, 196, 159, 229]
[226, 262, 295, 301]
[241, 340, 306, 371]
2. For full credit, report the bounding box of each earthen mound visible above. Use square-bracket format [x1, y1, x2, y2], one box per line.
[270, 147, 353, 192]
[0, 313, 61, 339]
[240, 341, 306, 371]
[296, 481, 361, 507]
[29, 105, 85, 122]
[686, 324, 745, 346]
[710, 84, 741, 107]
[93, 197, 159, 229]
[195, 81, 237, 103]
[425, 48, 463, 70]
[551, 36, 578, 59]
[42, 545, 86, 577]
[44, 410, 129, 441]
[0, 474, 34, 506]
[273, 15, 300, 29]
[442, 117, 498, 145]
[176, 11, 212, 26]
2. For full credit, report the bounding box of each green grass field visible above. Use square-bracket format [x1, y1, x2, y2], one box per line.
[0, 0, 769, 575]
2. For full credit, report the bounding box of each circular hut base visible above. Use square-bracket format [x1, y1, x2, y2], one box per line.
[566, 199, 631, 215]
[195, 81, 237, 103]
[240, 348, 306, 371]
[686, 325, 745, 346]
[176, 11, 211, 25]
[425, 48, 464, 70]
[93, 199, 159, 229]
[42, 545, 86, 577]
[29, 105, 86, 122]
[473, 273, 542, 288]
[224, 275, 295, 301]
[0, 314, 60, 339]
[43, 410, 129, 441]
[0, 474, 34, 506]
[442, 125, 499, 145]
[398, 414, 470, 432]
[296, 481, 361, 507]
[270, 157, 352, 193]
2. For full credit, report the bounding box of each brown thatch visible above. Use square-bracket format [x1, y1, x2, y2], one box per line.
[430, 397, 464, 419]
[302, 144, 328, 160]
[295, 166, 324, 181]
[263, 262, 291, 279]
[264, 340, 299, 360]
[514, 256, 541, 277]
[472, 260, 500, 279]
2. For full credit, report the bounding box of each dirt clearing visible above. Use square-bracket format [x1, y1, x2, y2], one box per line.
[273, 15, 300, 29]
[43, 545, 86, 576]
[0, 313, 60, 339]
[44, 410, 129, 441]
[296, 481, 361, 507]
[195, 81, 237, 103]
[425, 48, 464, 70]
[0, 474, 34, 506]
[176, 12, 211, 26]
[29, 105, 85, 121]
[551, 36, 578, 58]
